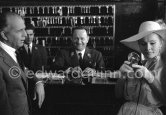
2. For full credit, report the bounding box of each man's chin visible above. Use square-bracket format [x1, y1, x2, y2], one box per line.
[25, 42, 30, 44]
[76, 47, 85, 51]
[19, 43, 24, 47]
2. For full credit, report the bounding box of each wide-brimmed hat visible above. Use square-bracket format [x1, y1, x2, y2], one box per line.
[120, 21, 166, 52]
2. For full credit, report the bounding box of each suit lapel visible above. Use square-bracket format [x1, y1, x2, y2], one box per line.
[0, 47, 28, 89]
[0, 48, 18, 67]
[31, 44, 38, 64]
[83, 48, 97, 69]
[70, 49, 79, 67]
[83, 48, 92, 63]
[20, 46, 28, 56]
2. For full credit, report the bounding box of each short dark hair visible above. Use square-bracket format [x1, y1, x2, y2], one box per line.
[0, 11, 22, 31]
[25, 23, 35, 31]
[72, 26, 88, 35]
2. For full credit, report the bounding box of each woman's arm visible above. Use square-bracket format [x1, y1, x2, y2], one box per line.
[149, 58, 166, 104]
[132, 64, 166, 103]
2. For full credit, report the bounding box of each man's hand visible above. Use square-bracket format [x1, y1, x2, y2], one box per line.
[83, 67, 96, 76]
[33, 82, 45, 108]
[65, 67, 73, 74]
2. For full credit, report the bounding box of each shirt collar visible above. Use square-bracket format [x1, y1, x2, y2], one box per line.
[0, 41, 16, 53]
[76, 48, 86, 58]
[0, 41, 17, 63]
[24, 42, 32, 48]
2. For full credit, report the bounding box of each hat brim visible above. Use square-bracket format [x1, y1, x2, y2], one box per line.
[120, 29, 166, 52]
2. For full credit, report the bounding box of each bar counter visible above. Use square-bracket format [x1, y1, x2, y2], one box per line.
[39, 83, 123, 115]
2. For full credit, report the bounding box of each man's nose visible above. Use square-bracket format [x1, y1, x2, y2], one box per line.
[23, 30, 27, 37]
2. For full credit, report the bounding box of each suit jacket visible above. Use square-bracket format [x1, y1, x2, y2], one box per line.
[18, 44, 47, 105]
[52, 47, 105, 71]
[19, 44, 47, 72]
[0, 47, 29, 115]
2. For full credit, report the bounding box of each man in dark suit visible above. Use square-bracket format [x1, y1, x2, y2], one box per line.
[0, 12, 45, 115]
[19, 23, 47, 72]
[18, 23, 47, 113]
[52, 26, 105, 84]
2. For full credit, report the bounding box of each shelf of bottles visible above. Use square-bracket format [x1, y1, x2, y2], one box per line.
[0, 4, 115, 69]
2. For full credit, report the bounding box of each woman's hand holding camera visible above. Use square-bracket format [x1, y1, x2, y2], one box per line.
[132, 64, 154, 83]
[119, 61, 154, 83]
[120, 61, 134, 73]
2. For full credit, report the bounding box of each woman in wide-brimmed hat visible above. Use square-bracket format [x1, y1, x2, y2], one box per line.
[115, 21, 166, 115]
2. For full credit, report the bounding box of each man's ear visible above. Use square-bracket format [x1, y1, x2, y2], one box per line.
[0, 31, 8, 41]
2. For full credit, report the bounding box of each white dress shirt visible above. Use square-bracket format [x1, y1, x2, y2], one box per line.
[0, 41, 17, 63]
[76, 49, 85, 59]
[24, 43, 32, 53]
[0, 41, 43, 85]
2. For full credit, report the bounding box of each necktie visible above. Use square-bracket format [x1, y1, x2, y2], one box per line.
[15, 50, 25, 71]
[27, 44, 31, 55]
[78, 53, 83, 67]
[27, 44, 32, 65]
[15, 50, 31, 112]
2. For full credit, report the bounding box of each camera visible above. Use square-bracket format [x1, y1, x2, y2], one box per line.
[128, 52, 140, 65]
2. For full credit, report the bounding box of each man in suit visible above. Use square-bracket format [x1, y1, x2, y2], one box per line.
[19, 23, 47, 72]
[52, 26, 105, 84]
[0, 12, 45, 115]
[18, 23, 47, 113]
